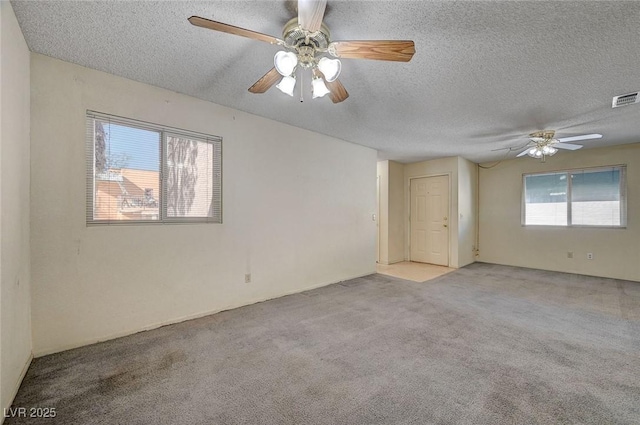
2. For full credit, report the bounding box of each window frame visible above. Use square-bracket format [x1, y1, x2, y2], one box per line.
[86, 111, 222, 226]
[521, 164, 627, 229]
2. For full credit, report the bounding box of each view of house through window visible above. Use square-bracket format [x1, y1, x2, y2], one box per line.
[523, 166, 625, 227]
[86, 112, 222, 224]
[166, 135, 215, 218]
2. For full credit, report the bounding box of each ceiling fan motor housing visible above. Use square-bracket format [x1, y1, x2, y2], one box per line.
[282, 18, 331, 66]
[530, 130, 556, 140]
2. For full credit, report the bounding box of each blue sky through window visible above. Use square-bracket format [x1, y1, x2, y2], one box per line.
[104, 122, 160, 171]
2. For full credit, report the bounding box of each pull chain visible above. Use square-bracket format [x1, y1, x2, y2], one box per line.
[299, 69, 304, 103]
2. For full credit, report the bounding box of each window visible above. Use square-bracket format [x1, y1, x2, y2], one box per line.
[522, 166, 626, 227]
[86, 111, 222, 224]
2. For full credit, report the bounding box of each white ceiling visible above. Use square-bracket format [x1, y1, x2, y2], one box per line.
[11, 0, 640, 163]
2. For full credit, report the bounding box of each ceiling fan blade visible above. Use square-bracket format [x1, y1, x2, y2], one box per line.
[316, 69, 348, 103]
[328, 40, 415, 62]
[188, 16, 281, 45]
[554, 143, 583, 151]
[516, 148, 531, 157]
[326, 79, 349, 103]
[556, 133, 602, 143]
[298, 0, 327, 32]
[248, 67, 281, 94]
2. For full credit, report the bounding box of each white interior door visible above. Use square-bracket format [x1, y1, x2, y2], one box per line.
[410, 175, 449, 266]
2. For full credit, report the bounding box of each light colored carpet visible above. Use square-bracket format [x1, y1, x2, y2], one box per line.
[7, 263, 640, 424]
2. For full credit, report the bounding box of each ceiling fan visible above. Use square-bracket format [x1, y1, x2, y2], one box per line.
[516, 130, 603, 161]
[188, 0, 415, 103]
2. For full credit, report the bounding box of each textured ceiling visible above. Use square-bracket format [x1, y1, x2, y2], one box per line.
[11, 0, 640, 163]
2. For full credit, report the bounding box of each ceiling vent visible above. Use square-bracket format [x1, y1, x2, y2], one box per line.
[612, 92, 639, 108]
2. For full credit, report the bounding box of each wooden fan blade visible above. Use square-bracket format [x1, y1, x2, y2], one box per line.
[298, 0, 327, 32]
[554, 143, 583, 151]
[248, 68, 281, 94]
[326, 79, 349, 103]
[516, 148, 531, 157]
[316, 69, 348, 103]
[329, 40, 415, 62]
[188, 16, 280, 45]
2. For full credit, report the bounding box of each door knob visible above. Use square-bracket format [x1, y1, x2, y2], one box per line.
[443, 224, 448, 227]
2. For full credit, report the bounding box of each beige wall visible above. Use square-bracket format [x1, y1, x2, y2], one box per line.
[376, 160, 404, 265]
[478, 143, 640, 282]
[388, 161, 405, 263]
[1, 0, 32, 413]
[30, 54, 377, 356]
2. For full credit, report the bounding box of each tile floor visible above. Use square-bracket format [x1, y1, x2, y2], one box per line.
[376, 261, 456, 282]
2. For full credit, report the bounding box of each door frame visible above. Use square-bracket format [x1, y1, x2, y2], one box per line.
[407, 173, 452, 266]
[376, 174, 380, 263]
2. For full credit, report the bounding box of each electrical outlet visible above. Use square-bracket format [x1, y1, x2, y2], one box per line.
[587, 253, 594, 260]
[245, 273, 251, 283]
[567, 251, 573, 259]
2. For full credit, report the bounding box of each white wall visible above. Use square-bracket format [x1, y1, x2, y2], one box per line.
[377, 161, 389, 263]
[376, 160, 404, 265]
[457, 157, 478, 267]
[478, 143, 640, 282]
[30, 54, 377, 356]
[1, 0, 32, 413]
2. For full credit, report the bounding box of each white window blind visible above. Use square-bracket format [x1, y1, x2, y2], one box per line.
[522, 166, 626, 227]
[86, 111, 222, 224]
[523, 172, 568, 226]
[570, 168, 623, 226]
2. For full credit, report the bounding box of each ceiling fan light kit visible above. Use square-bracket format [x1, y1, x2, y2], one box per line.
[527, 145, 557, 159]
[272, 47, 339, 99]
[188, 0, 415, 104]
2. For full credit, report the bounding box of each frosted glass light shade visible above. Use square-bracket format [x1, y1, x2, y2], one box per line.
[274, 51, 298, 76]
[276, 75, 296, 96]
[527, 148, 542, 158]
[527, 146, 557, 158]
[312, 77, 330, 98]
[317, 57, 341, 82]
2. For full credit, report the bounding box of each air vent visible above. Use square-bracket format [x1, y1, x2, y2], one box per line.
[612, 92, 639, 108]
